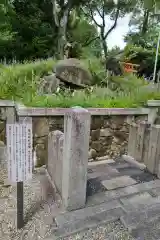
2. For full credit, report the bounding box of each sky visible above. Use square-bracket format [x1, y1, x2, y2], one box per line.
[95, 14, 131, 50]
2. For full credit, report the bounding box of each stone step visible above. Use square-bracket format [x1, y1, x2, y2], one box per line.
[86, 180, 160, 207]
[52, 207, 124, 238]
[120, 193, 160, 213]
[131, 218, 160, 240]
[55, 200, 121, 228]
[120, 202, 160, 232]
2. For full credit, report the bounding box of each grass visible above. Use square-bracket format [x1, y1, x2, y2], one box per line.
[0, 58, 160, 108]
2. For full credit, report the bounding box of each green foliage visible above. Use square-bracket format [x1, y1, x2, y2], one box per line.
[0, 59, 56, 100]
[0, 59, 159, 108]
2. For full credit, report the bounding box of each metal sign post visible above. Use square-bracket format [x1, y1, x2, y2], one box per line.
[6, 119, 32, 229]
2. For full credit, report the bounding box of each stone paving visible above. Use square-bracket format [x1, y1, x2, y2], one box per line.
[1, 158, 160, 239]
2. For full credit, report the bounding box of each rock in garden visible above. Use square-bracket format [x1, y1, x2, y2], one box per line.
[88, 148, 97, 160]
[53, 58, 92, 86]
[91, 129, 100, 141]
[37, 74, 62, 95]
[100, 128, 112, 137]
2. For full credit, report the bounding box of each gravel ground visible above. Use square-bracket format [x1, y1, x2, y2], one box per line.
[0, 165, 134, 240]
[0, 165, 61, 240]
[59, 221, 134, 240]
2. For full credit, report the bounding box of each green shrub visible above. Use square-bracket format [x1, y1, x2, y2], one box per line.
[0, 58, 160, 108]
[0, 59, 56, 100]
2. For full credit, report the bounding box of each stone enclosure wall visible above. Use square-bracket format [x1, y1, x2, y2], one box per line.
[0, 106, 148, 166]
[33, 115, 148, 166]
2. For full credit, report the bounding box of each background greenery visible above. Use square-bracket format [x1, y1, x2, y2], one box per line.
[1, 0, 160, 108]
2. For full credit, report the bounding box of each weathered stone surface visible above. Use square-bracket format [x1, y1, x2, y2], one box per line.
[33, 117, 49, 166]
[135, 122, 146, 162]
[54, 58, 92, 86]
[31, 114, 147, 161]
[131, 221, 160, 240]
[47, 221, 133, 240]
[47, 130, 64, 193]
[35, 143, 46, 167]
[88, 148, 97, 160]
[147, 125, 160, 174]
[55, 200, 121, 228]
[122, 155, 146, 170]
[120, 192, 152, 206]
[62, 108, 90, 211]
[151, 187, 160, 197]
[88, 158, 115, 166]
[128, 123, 138, 159]
[90, 129, 100, 141]
[122, 196, 160, 213]
[33, 117, 49, 138]
[54, 207, 124, 238]
[120, 203, 160, 231]
[87, 180, 160, 207]
[100, 128, 112, 137]
[91, 141, 101, 152]
[37, 74, 61, 95]
[87, 164, 119, 180]
[102, 176, 137, 190]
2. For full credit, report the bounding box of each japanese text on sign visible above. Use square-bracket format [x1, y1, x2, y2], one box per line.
[6, 123, 32, 182]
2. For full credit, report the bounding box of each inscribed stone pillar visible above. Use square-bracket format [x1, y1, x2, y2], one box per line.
[62, 108, 91, 211]
[128, 123, 138, 158]
[142, 123, 151, 166]
[47, 130, 63, 192]
[147, 125, 160, 174]
[135, 122, 146, 162]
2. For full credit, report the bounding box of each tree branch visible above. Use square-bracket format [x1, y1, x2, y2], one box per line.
[96, 6, 103, 19]
[82, 36, 100, 47]
[85, 4, 102, 28]
[104, 4, 120, 39]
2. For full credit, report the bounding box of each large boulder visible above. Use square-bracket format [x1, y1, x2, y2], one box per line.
[53, 58, 92, 86]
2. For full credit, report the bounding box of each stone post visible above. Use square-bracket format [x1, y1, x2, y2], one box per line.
[62, 108, 91, 211]
[128, 122, 149, 163]
[135, 122, 146, 162]
[142, 123, 151, 167]
[147, 125, 160, 175]
[128, 123, 138, 159]
[47, 130, 63, 193]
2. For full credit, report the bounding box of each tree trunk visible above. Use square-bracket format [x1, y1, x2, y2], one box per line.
[141, 9, 150, 35]
[52, 0, 72, 59]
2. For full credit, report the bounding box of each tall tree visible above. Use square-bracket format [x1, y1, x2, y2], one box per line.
[82, 0, 136, 61]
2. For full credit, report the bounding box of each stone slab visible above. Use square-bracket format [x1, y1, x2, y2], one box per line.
[102, 176, 137, 190]
[130, 171, 157, 183]
[54, 208, 124, 238]
[87, 165, 119, 180]
[116, 167, 144, 177]
[86, 180, 160, 207]
[55, 200, 121, 228]
[88, 159, 115, 167]
[131, 223, 159, 240]
[108, 162, 131, 169]
[151, 187, 160, 197]
[147, 125, 160, 174]
[122, 196, 160, 213]
[120, 203, 160, 231]
[122, 154, 146, 170]
[120, 192, 152, 206]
